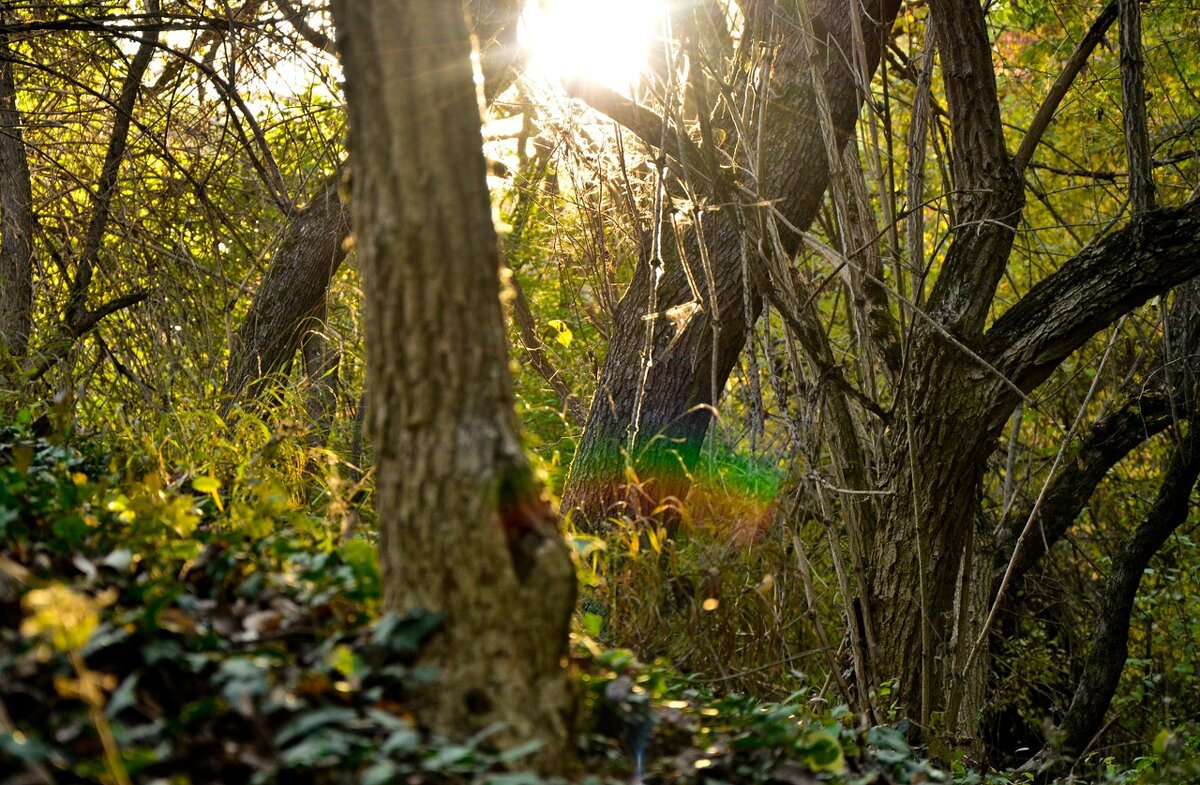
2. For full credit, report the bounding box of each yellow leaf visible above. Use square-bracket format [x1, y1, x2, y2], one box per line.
[192, 476, 220, 494]
[21, 584, 106, 652]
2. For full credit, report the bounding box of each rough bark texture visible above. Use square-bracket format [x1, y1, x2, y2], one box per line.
[0, 28, 34, 360]
[986, 201, 1200, 411]
[222, 3, 515, 413]
[868, 353, 1002, 737]
[862, 0, 1023, 737]
[221, 174, 349, 405]
[561, 0, 902, 525]
[1118, 0, 1155, 214]
[332, 1, 576, 772]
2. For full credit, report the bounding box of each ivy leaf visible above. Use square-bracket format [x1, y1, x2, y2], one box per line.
[797, 729, 845, 774]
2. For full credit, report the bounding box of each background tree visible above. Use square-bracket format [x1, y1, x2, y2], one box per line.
[559, 0, 903, 524]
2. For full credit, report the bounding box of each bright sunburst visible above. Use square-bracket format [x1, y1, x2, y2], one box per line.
[521, 0, 663, 92]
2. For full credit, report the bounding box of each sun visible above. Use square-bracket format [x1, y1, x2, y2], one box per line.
[521, 0, 663, 92]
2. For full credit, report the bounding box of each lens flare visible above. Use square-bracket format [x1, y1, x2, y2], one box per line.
[521, 0, 662, 92]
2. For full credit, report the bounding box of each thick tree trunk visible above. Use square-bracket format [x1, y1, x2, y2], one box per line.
[863, 0, 1024, 741]
[221, 2, 517, 414]
[867, 346, 1002, 740]
[0, 28, 34, 362]
[332, 1, 577, 773]
[561, 0, 902, 525]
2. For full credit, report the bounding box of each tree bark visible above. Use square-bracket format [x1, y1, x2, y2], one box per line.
[222, 1, 520, 415]
[561, 0, 902, 525]
[0, 25, 34, 361]
[861, 0, 1024, 738]
[331, 1, 576, 772]
[220, 173, 350, 406]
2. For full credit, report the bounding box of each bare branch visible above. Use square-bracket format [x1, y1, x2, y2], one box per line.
[1032, 421, 1200, 767]
[65, 0, 160, 333]
[998, 391, 1175, 590]
[561, 78, 720, 196]
[507, 271, 588, 426]
[271, 0, 335, 54]
[1014, 1, 1118, 173]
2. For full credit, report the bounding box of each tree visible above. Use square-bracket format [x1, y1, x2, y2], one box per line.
[560, 0, 903, 524]
[220, 0, 525, 419]
[0, 12, 33, 369]
[549, 0, 1200, 750]
[330, 0, 577, 772]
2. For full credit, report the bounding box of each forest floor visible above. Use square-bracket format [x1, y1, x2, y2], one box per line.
[1, 424, 1195, 785]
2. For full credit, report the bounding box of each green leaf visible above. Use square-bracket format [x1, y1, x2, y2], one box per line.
[362, 761, 400, 785]
[105, 673, 139, 719]
[274, 706, 359, 747]
[0, 730, 52, 762]
[485, 774, 544, 785]
[381, 726, 421, 756]
[867, 725, 909, 753]
[422, 744, 473, 771]
[547, 318, 572, 347]
[1153, 727, 1172, 756]
[497, 738, 545, 763]
[279, 729, 356, 767]
[326, 644, 361, 679]
[372, 609, 444, 655]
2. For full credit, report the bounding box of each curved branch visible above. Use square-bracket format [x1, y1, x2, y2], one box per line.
[1023, 421, 1200, 771]
[65, 1, 160, 332]
[468, 0, 525, 105]
[561, 78, 720, 196]
[923, 0, 1024, 336]
[997, 390, 1175, 589]
[270, 0, 335, 54]
[508, 271, 588, 426]
[986, 199, 1200, 412]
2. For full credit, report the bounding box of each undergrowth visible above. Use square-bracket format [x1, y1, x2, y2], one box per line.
[1, 416, 1197, 784]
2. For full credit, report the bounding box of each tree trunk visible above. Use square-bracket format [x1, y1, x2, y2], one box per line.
[221, 1, 522, 415]
[0, 25, 34, 363]
[561, 0, 902, 525]
[867, 348, 1001, 740]
[220, 174, 349, 407]
[1019, 422, 1200, 775]
[331, 1, 577, 773]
